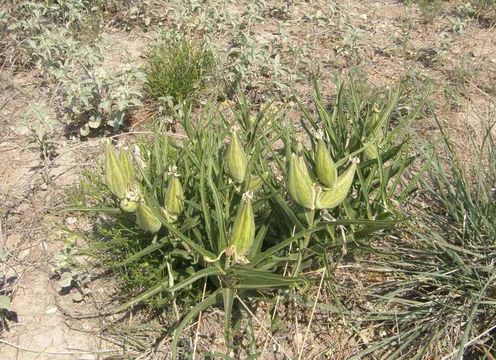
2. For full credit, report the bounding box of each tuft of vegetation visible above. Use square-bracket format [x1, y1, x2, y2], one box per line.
[0, 247, 12, 331]
[145, 35, 215, 105]
[1, 0, 145, 136]
[349, 110, 496, 359]
[66, 77, 421, 358]
[54, 65, 145, 136]
[412, 0, 445, 24]
[3, 0, 495, 357]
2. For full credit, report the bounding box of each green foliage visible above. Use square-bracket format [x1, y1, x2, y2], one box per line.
[0, 247, 12, 330]
[145, 35, 215, 105]
[19, 103, 58, 183]
[293, 78, 421, 222]
[426, 111, 496, 245]
[2, 0, 145, 135]
[2, 0, 101, 69]
[350, 111, 496, 359]
[68, 78, 417, 357]
[414, 0, 445, 23]
[475, 0, 496, 7]
[53, 65, 145, 135]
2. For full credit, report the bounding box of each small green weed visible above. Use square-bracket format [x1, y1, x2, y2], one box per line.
[444, 57, 478, 108]
[2, 0, 101, 70]
[53, 65, 145, 136]
[145, 35, 215, 105]
[18, 103, 58, 184]
[413, 0, 445, 23]
[0, 246, 12, 331]
[2, 0, 146, 136]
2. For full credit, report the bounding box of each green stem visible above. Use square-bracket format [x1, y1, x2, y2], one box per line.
[294, 208, 315, 276]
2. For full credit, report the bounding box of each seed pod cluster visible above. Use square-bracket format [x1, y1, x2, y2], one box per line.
[104, 142, 142, 213]
[104, 142, 187, 234]
[287, 140, 357, 210]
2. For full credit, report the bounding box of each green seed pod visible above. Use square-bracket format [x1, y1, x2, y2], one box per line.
[364, 142, 379, 160]
[119, 149, 134, 181]
[315, 161, 357, 210]
[315, 138, 337, 189]
[288, 153, 316, 209]
[136, 203, 161, 233]
[365, 105, 384, 160]
[370, 104, 380, 129]
[104, 143, 130, 199]
[226, 132, 247, 183]
[247, 176, 263, 193]
[120, 198, 138, 213]
[228, 192, 255, 261]
[164, 175, 184, 219]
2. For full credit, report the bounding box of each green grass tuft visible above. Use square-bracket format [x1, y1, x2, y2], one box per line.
[350, 108, 496, 359]
[145, 35, 215, 104]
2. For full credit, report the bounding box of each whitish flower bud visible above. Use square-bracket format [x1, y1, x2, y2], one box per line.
[315, 160, 357, 210]
[119, 184, 140, 213]
[288, 153, 316, 209]
[226, 132, 247, 183]
[164, 174, 184, 220]
[136, 203, 161, 233]
[228, 192, 255, 263]
[315, 138, 337, 188]
[120, 198, 138, 213]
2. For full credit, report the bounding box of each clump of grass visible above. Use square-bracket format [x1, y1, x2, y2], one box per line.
[350, 110, 496, 359]
[413, 0, 445, 23]
[426, 109, 496, 245]
[145, 35, 215, 104]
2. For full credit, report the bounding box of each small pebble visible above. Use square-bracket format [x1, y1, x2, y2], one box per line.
[45, 307, 57, 315]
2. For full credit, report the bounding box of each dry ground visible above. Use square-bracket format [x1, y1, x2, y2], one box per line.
[0, 0, 495, 359]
